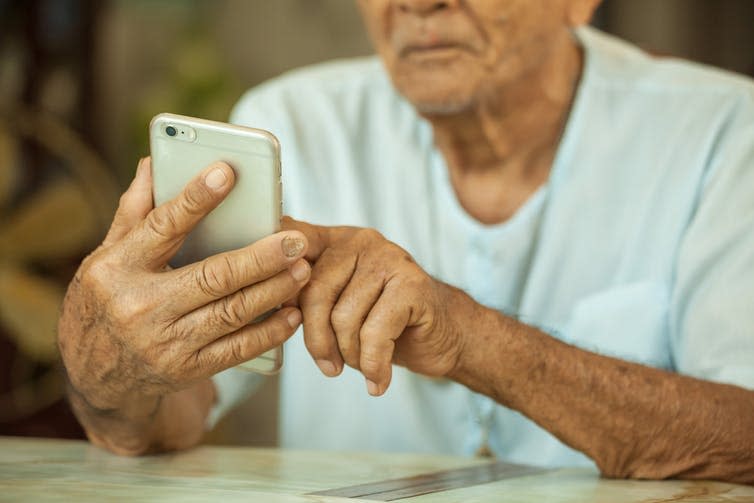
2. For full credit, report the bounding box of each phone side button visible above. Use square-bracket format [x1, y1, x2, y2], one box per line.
[278, 180, 283, 213]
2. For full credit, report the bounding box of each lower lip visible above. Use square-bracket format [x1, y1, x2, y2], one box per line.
[403, 46, 463, 60]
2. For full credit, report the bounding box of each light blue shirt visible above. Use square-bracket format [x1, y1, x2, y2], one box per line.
[211, 27, 754, 469]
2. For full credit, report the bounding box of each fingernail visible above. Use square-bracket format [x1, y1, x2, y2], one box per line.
[287, 310, 302, 328]
[290, 260, 310, 281]
[204, 167, 228, 190]
[282, 236, 305, 258]
[366, 379, 380, 396]
[316, 359, 336, 376]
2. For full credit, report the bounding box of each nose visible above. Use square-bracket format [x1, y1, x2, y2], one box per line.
[395, 0, 457, 16]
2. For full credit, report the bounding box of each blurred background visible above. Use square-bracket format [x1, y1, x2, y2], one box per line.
[0, 0, 753, 447]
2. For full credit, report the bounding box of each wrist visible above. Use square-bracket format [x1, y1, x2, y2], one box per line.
[64, 370, 162, 424]
[445, 303, 522, 400]
[67, 384, 164, 456]
[438, 284, 488, 381]
[444, 301, 481, 383]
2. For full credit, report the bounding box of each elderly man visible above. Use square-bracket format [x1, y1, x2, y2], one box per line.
[58, 0, 754, 483]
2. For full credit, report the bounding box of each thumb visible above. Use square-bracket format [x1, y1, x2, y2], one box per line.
[103, 157, 154, 246]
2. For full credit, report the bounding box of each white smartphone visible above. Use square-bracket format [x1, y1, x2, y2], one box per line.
[149, 112, 284, 375]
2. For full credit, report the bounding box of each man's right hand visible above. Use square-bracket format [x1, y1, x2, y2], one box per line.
[57, 158, 310, 452]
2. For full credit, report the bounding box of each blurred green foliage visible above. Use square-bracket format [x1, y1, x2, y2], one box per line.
[128, 16, 242, 178]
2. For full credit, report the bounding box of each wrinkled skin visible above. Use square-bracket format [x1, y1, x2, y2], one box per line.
[283, 218, 477, 395]
[57, 1, 754, 485]
[58, 159, 310, 453]
[357, 0, 597, 114]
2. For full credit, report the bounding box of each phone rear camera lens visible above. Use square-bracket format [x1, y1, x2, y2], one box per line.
[166, 126, 177, 137]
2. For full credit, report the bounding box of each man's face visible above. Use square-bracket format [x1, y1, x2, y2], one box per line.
[357, 0, 591, 115]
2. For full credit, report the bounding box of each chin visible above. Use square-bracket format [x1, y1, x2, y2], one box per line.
[390, 58, 479, 115]
[392, 66, 478, 116]
[409, 95, 474, 116]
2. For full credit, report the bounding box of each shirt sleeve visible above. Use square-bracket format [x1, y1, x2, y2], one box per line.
[670, 112, 754, 390]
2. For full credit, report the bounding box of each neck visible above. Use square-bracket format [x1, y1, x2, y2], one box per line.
[423, 29, 584, 224]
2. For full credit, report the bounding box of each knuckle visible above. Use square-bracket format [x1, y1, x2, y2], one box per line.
[109, 294, 147, 326]
[305, 276, 338, 301]
[80, 261, 150, 325]
[79, 256, 112, 290]
[336, 335, 360, 367]
[362, 228, 383, 240]
[402, 276, 426, 294]
[228, 337, 247, 365]
[359, 322, 382, 342]
[252, 324, 278, 352]
[330, 306, 354, 332]
[179, 183, 210, 215]
[196, 257, 234, 297]
[216, 294, 249, 328]
[360, 350, 384, 375]
[299, 282, 328, 309]
[356, 228, 383, 245]
[388, 243, 412, 262]
[252, 283, 287, 315]
[191, 347, 213, 373]
[145, 207, 178, 239]
[243, 246, 271, 276]
[77, 256, 156, 326]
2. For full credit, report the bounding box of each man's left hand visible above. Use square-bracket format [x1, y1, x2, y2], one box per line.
[282, 217, 469, 396]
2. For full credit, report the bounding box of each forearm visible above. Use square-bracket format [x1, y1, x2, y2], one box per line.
[67, 378, 215, 456]
[448, 303, 754, 484]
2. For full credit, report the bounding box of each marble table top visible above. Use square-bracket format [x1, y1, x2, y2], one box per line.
[1, 436, 752, 502]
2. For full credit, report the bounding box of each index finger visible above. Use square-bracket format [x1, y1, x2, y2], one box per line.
[168, 229, 309, 312]
[359, 285, 411, 396]
[103, 157, 154, 247]
[128, 162, 235, 269]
